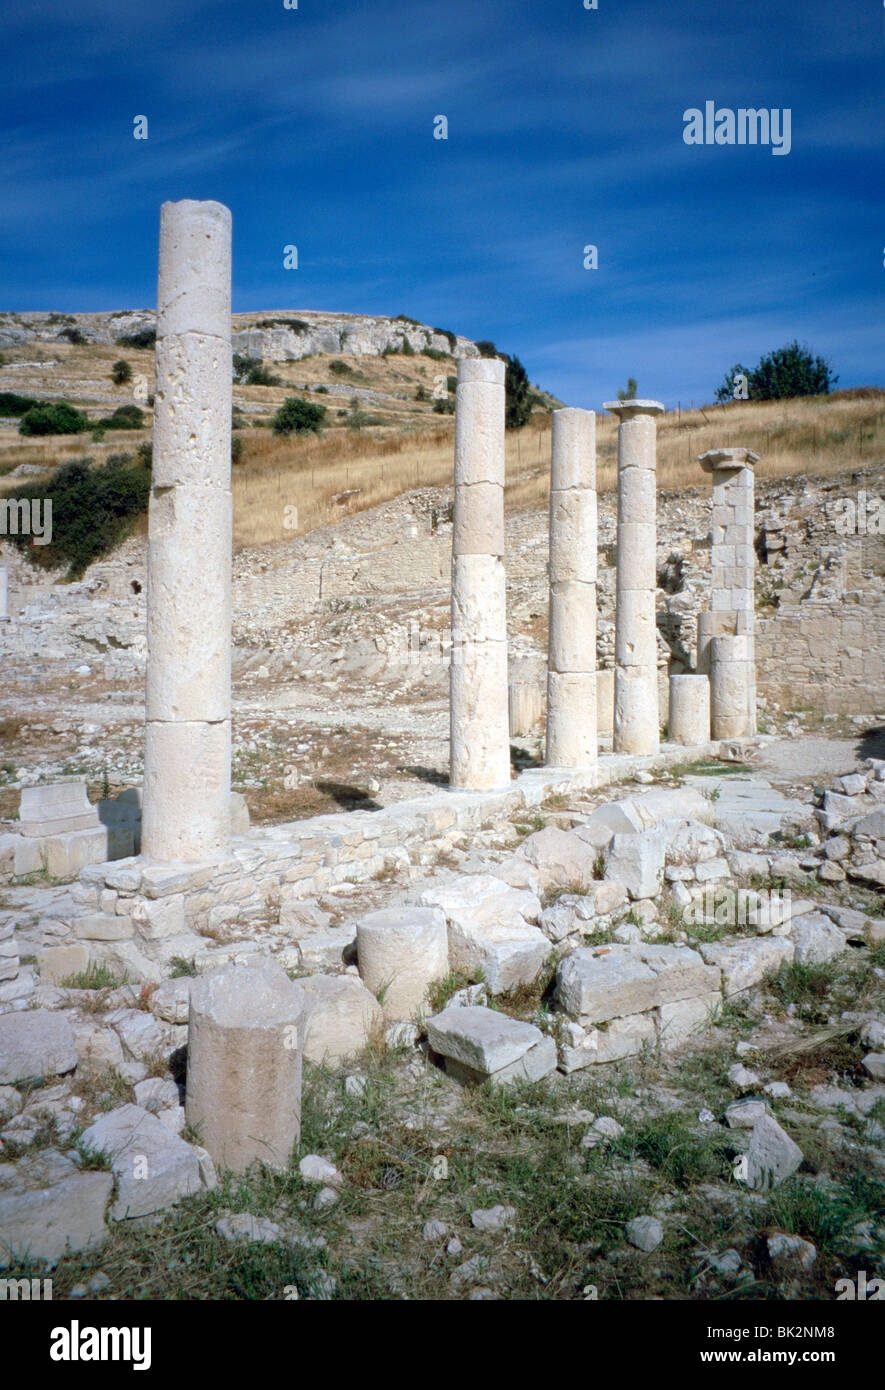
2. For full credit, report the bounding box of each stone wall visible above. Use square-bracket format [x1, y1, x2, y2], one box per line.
[41, 743, 716, 985]
[756, 593, 885, 715]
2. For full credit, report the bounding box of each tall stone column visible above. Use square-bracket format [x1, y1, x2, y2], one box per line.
[698, 448, 758, 738]
[142, 200, 233, 861]
[605, 399, 665, 754]
[449, 358, 510, 790]
[546, 408, 597, 767]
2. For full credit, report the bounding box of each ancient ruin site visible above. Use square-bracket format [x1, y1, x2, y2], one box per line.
[0, 197, 882, 1313]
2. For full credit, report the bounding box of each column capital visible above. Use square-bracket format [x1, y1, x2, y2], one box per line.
[603, 399, 665, 417]
[698, 447, 759, 473]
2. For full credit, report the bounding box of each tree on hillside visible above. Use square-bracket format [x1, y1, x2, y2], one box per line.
[504, 354, 531, 429]
[111, 360, 132, 385]
[715, 341, 837, 402]
[272, 397, 327, 436]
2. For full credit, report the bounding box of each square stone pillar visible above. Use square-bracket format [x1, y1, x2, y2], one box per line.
[449, 358, 510, 790]
[142, 200, 233, 861]
[697, 447, 759, 738]
[545, 408, 597, 767]
[604, 399, 665, 754]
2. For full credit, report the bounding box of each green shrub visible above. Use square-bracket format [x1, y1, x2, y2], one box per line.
[18, 402, 91, 436]
[400, 338, 414, 356]
[0, 391, 42, 418]
[57, 327, 85, 344]
[233, 354, 282, 387]
[96, 404, 144, 430]
[329, 360, 353, 377]
[3, 452, 151, 579]
[433, 398, 455, 415]
[111, 360, 132, 385]
[422, 346, 448, 361]
[447, 375, 457, 393]
[231, 435, 244, 465]
[115, 328, 156, 349]
[505, 354, 531, 429]
[476, 340, 498, 358]
[272, 397, 326, 436]
[716, 341, 838, 402]
[257, 317, 309, 332]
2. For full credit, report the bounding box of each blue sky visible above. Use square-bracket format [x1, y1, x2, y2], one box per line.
[1, 0, 882, 408]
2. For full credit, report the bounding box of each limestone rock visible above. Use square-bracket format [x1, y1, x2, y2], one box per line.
[603, 830, 665, 900]
[79, 1103, 205, 1219]
[555, 943, 720, 1024]
[739, 1114, 803, 1191]
[471, 1204, 516, 1232]
[421, 874, 549, 995]
[149, 976, 192, 1024]
[625, 1215, 664, 1252]
[0, 1148, 112, 1267]
[790, 911, 846, 965]
[0, 1010, 77, 1084]
[698, 936, 794, 995]
[767, 1232, 817, 1272]
[300, 972, 383, 1064]
[426, 1005, 556, 1085]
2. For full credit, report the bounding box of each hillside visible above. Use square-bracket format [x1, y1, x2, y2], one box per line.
[0, 310, 882, 550]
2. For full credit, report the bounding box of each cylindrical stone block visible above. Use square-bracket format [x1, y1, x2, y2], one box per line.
[605, 401, 664, 755]
[614, 666, 660, 753]
[509, 681, 544, 736]
[697, 610, 730, 676]
[615, 593, 658, 669]
[546, 408, 597, 768]
[451, 553, 507, 645]
[452, 481, 505, 556]
[548, 490, 597, 584]
[454, 358, 507, 487]
[548, 581, 596, 673]
[710, 634, 754, 738]
[668, 674, 711, 745]
[450, 636, 510, 790]
[151, 333, 233, 490]
[596, 668, 614, 737]
[143, 199, 233, 862]
[698, 448, 757, 738]
[186, 958, 306, 1173]
[145, 487, 232, 722]
[356, 907, 449, 1021]
[157, 200, 232, 341]
[546, 671, 597, 766]
[450, 358, 510, 791]
[142, 719, 231, 861]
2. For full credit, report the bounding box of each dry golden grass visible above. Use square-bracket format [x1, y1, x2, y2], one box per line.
[233, 391, 885, 546]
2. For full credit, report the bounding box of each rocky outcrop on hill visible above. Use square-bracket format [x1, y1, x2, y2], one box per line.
[0, 309, 479, 363]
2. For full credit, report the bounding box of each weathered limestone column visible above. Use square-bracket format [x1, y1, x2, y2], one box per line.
[142, 200, 233, 861]
[698, 448, 758, 738]
[668, 673, 711, 744]
[0, 568, 8, 621]
[356, 906, 449, 1022]
[186, 958, 306, 1173]
[605, 400, 665, 754]
[546, 408, 597, 767]
[450, 358, 510, 790]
